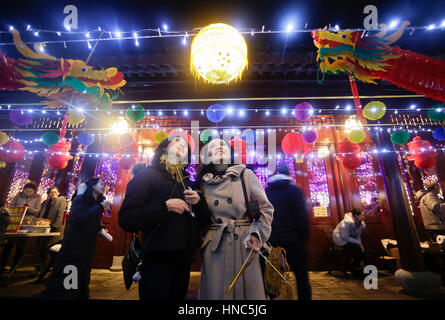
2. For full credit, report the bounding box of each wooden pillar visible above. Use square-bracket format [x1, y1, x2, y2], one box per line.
[370, 130, 425, 272]
[27, 153, 46, 188]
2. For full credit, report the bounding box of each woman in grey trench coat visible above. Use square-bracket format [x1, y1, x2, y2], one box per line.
[196, 138, 274, 300]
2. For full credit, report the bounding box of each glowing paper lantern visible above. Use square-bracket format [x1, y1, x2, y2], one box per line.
[428, 109, 445, 122]
[154, 131, 169, 144]
[190, 23, 248, 84]
[391, 130, 410, 145]
[0, 140, 25, 163]
[9, 109, 32, 126]
[407, 136, 438, 170]
[200, 129, 214, 144]
[294, 102, 314, 121]
[342, 155, 362, 170]
[0, 131, 9, 145]
[348, 129, 366, 144]
[281, 132, 310, 155]
[125, 105, 145, 123]
[302, 130, 318, 144]
[206, 104, 226, 123]
[67, 109, 85, 125]
[41, 132, 60, 145]
[77, 132, 95, 146]
[432, 127, 445, 141]
[229, 137, 247, 164]
[363, 101, 386, 120]
[46, 139, 73, 170]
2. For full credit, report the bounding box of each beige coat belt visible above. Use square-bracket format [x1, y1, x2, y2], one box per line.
[208, 218, 251, 252]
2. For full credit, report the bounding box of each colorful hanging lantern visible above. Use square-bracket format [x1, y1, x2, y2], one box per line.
[391, 129, 410, 145]
[46, 139, 73, 170]
[67, 109, 85, 126]
[348, 129, 366, 144]
[407, 136, 438, 170]
[432, 127, 445, 141]
[0, 131, 9, 145]
[302, 130, 318, 144]
[337, 138, 362, 170]
[281, 132, 311, 155]
[154, 131, 169, 144]
[342, 155, 363, 170]
[139, 129, 156, 143]
[229, 137, 247, 164]
[294, 102, 314, 121]
[363, 101, 386, 120]
[200, 129, 214, 144]
[41, 132, 60, 145]
[77, 132, 95, 146]
[0, 140, 25, 166]
[427, 108, 445, 122]
[206, 104, 227, 123]
[125, 105, 146, 123]
[190, 23, 248, 84]
[9, 109, 33, 126]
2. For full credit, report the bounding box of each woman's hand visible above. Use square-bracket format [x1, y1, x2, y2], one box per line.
[245, 233, 262, 252]
[100, 200, 110, 209]
[166, 198, 190, 215]
[184, 190, 200, 205]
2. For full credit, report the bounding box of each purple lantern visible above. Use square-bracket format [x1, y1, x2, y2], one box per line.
[294, 102, 314, 121]
[302, 130, 318, 144]
[9, 109, 33, 126]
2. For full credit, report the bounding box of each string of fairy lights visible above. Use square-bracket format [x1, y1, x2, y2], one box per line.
[1, 20, 445, 48]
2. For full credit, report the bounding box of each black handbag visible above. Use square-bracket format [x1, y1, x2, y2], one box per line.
[240, 168, 261, 222]
[122, 234, 142, 290]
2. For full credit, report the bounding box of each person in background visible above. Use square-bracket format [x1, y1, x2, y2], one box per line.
[130, 162, 146, 180]
[0, 208, 10, 235]
[0, 182, 41, 275]
[196, 138, 274, 300]
[43, 178, 109, 299]
[35, 186, 67, 281]
[332, 209, 366, 278]
[416, 179, 445, 240]
[265, 163, 311, 300]
[363, 196, 382, 216]
[119, 136, 210, 300]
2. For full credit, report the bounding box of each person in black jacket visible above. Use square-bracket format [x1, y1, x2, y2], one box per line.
[265, 163, 311, 300]
[119, 135, 211, 300]
[42, 178, 109, 300]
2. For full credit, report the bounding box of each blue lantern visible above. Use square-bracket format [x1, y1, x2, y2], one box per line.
[77, 132, 95, 146]
[432, 127, 445, 141]
[206, 104, 226, 123]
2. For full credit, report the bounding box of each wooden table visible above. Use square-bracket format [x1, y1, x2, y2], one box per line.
[0, 232, 61, 285]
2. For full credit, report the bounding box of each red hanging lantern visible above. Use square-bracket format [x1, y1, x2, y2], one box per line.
[407, 136, 438, 170]
[229, 137, 247, 164]
[342, 155, 362, 170]
[45, 139, 73, 170]
[281, 132, 311, 155]
[0, 140, 25, 164]
[337, 138, 362, 170]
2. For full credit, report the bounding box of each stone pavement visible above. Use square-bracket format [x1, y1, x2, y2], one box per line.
[0, 267, 444, 300]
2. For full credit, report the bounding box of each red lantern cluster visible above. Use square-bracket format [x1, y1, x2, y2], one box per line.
[229, 137, 247, 164]
[281, 132, 311, 156]
[407, 136, 438, 170]
[45, 139, 73, 170]
[0, 140, 25, 163]
[337, 138, 362, 170]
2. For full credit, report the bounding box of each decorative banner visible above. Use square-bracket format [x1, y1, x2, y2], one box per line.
[206, 104, 226, 123]
[0, 30, 125, 109]
[5, 206, 27, 233]
[125, 105, 145, 123]
[41, 132, 60, 145]
[190, 23, 248, 84]
[391, 129, 410, 145]
[312, 21, 445, 102]
[9, 109, 33, 126]
[432, 127, 445, 141]
[0, 131, 9, 145]
[294, 102, 314, 121]
[77, 132, 95, 146]
[363, 101, 386, 121]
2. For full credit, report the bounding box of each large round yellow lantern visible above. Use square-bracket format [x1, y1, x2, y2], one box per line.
[190, 23, 248, 84]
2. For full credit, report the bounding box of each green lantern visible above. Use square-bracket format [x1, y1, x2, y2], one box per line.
[200, 129, 214, 144]
[154, 131, 169, 144]
[391, 130, 410, 145]
[427, 105, 445, 122]
[41, 132, 60, 145]
[347, 129, 366, 144]
[125, 105, 146, 123]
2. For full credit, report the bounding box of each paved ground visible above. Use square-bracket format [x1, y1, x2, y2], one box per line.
[1, 267, 444, 300]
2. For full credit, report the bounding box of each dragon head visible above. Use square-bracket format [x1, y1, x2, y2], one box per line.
[312, 21, 411, 83]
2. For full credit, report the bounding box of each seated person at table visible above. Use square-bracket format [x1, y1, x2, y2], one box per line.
[0, 182, 41, 275]
[332, 209, 366, 278]
[35, 186, 67, 279]
[416, 179, 445, 240]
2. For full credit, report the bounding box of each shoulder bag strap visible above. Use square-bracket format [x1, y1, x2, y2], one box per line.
[239, 168, 249, 208]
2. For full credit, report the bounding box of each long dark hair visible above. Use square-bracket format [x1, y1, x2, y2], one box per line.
[71, 177, 105, 205]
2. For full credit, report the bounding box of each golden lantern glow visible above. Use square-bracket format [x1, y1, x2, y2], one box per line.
[111, 116, 129, 135]
[190, 23, 248, 84]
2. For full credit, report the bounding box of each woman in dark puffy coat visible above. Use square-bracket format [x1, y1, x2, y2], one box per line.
[43, 178, 109, 300]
